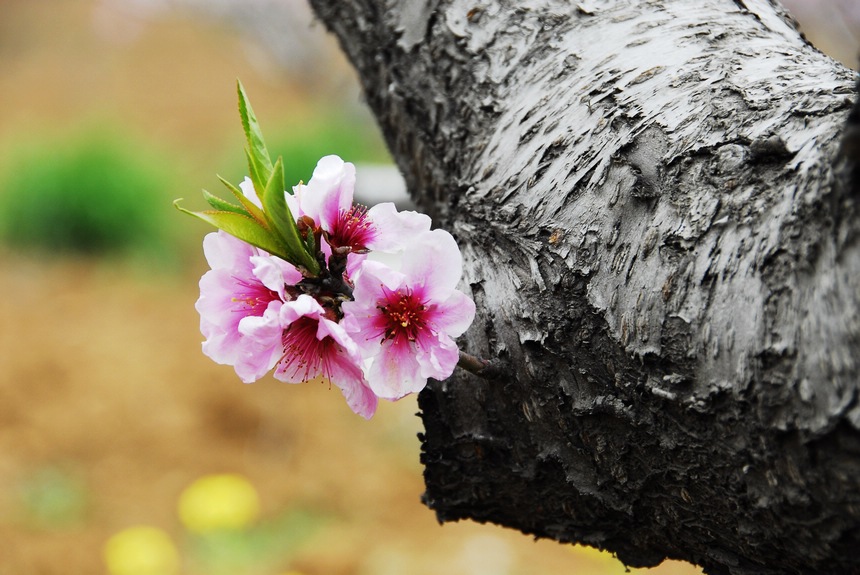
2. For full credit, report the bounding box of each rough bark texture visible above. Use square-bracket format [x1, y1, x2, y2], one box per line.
[306, 1, 860, 573]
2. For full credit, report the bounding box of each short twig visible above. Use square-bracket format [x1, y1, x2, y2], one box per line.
[457, 350, 504, 379]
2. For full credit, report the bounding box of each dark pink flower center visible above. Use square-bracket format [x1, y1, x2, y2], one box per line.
[231, 277, 279, 316]
[280, 316, 338, 382]
[329, 204, 376, 252]
[377, 287, 429, 343]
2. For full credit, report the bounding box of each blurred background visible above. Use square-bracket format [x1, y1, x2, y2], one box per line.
[0, 1, 855, 573]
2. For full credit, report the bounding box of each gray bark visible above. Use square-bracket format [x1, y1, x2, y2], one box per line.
[306, 0, 860, 573]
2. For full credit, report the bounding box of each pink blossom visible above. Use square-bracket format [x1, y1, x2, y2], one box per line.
[240, 294, 378, 419]
[194, 159, 475, 416]
[195, 230, 300, 376]
[295, 155, 355, 233]
[295, 155, 432, 253]
[363, 202, 432, 252]
[342, 230, 476, 400]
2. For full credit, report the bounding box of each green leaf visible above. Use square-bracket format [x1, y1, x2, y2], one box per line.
[262, 157, 319, 274]
[303, 225, 317, 261]
[174, 200, 287, 258]
[237, 80, 273, 193]
[243, 148, 267, 208]
[202, 189, 247, 215]
[217, 175, 267, 225]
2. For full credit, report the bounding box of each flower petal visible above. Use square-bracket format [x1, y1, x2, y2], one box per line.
[365, 338, 426, 400]
[286, 184, 304, 221]
[400, 229, 463, 301]
[274, 295, 377, 417]
[202, 230, 256, 272]
[325, 350, 379, 419]
[250, 254, 302, 298]
[341, 260, 406, 352]
[197, 231, 283, 367]
[414, 331, 460, 381]
[344, 255, 473, 398]
[197, 270, 244, 364]
[239, 176, 263, 209]
[427, 289, 476, 338]
[234, 301, 284, 383]
[299, 155, 356, 232]
[365, 203, 432, 252]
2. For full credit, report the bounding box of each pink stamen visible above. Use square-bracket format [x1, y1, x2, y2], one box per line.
[230, 276, 279, 315]
[329, 204, 377, 251]
[279, 316, 338, 385]
[375, 285, 430, 344]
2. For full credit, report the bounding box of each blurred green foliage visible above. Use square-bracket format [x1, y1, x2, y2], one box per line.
[186, 508, 328, 575]
[0, 126, 181, 265]
[0, 109, 390, 271]
[16, 466, 89, 529]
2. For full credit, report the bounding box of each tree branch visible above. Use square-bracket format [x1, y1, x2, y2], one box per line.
[307, 0, 860, 573]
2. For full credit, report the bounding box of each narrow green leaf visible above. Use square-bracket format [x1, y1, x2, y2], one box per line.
[262, 157, 319, 274]
[244, 147, 266, 204]
[174, 200, 287, 258]
[202, 189, 247, 215]
[217, 175, 267, 225]
[303, 226, 317, 262]
[237, 80, 273, 192]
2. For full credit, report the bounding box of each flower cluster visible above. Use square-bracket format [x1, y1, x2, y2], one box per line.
[177, 83, 475, 419]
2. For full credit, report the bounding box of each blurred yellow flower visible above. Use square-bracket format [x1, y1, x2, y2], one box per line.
[177, 473, 261, 533]
[103, 525, 180, 575]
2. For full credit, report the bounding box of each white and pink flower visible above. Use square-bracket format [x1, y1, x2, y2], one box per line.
[238, 294, 378, 419]
[294, 155, 431, 254]
[279, 296, 378, 418]
[196, 230, 300, 369]
[342, 230, 476, 400]
[194, 156, 477, 418]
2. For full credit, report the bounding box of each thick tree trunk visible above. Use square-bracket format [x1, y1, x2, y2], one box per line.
[307, 1, 860, 573]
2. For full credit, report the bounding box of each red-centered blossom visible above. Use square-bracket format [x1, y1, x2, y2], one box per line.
[196, 230, 301, 379]
[194, 159, 475, 416]
[292, 155, 355, 233]
[294, 155, 432, 254]
[240, 294, 378, 419]
[342, 230, 476, 400]
[328, 203, 376, 251]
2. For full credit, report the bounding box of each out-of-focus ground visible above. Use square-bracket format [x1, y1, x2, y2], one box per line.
[0, 0, 854, 573]
[0, 251, 702, 574]
[781, 0, 859, 69]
